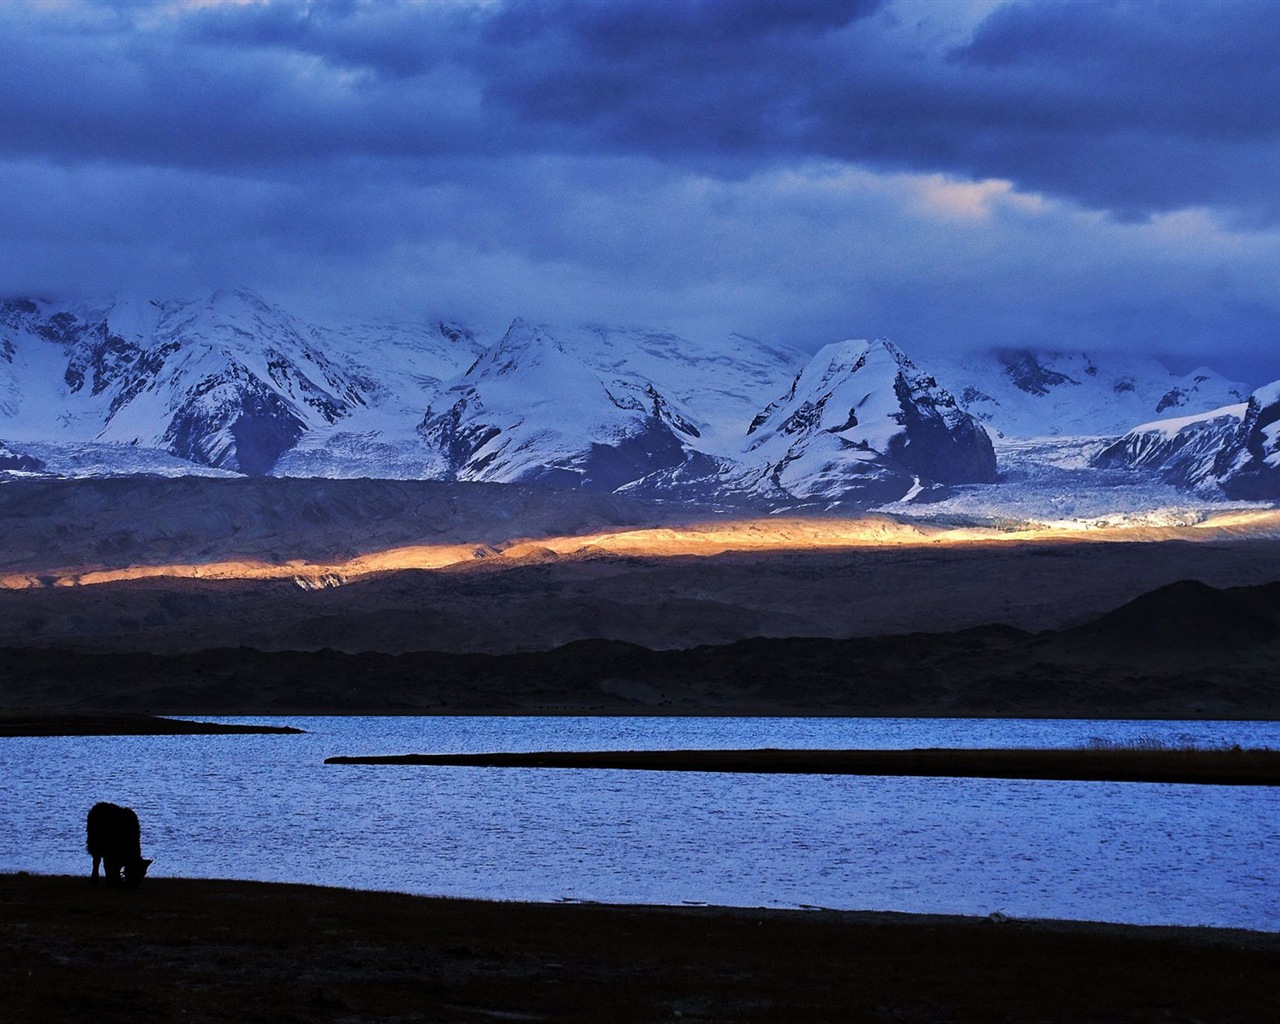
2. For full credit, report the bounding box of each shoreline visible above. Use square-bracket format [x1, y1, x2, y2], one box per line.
[5, 708, 1280, 735]
[0, 712, 304, 736]
[4, 874, 1279, 1022]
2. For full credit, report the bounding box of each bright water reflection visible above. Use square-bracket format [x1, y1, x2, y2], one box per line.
[1, 717, 1278, 931]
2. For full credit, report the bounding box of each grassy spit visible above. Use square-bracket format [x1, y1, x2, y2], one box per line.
[325, 746, 1280, 785]
[0, 712, 303, 736]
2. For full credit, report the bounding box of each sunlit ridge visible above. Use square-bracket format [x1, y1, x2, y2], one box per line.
[2, 509, 1279, 590]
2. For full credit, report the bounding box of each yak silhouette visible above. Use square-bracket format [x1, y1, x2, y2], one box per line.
[86, 802, 152, 886]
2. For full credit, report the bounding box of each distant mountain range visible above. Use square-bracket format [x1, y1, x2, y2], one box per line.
[0, 289, 1274, 503]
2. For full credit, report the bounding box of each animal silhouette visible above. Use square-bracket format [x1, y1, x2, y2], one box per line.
[86, 802, 152, 886]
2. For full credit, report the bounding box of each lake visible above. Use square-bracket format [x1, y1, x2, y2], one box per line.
[2, 716, 1278, 930]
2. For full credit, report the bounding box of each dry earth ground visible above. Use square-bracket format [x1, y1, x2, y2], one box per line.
[3, 875, 1278, 1023]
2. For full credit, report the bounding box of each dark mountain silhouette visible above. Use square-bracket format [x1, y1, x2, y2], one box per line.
[2, 579, 1278, 717]
[1062, 578, 1280, 650]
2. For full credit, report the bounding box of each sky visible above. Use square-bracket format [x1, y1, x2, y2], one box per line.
[2, 0, 1279, 384]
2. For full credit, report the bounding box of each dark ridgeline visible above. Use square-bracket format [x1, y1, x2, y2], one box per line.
[86, 802, 152, 886]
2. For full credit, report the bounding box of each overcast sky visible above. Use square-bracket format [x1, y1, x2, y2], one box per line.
[2, 0, 1279, 383]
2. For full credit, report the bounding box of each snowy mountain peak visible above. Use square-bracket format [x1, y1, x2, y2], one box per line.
[174, 289, 307, 350]
[1209, 380, 1280, 499]
[209, 287, 273, 311]
[747, 337, 961, 452]
[1093, 374, 1280, 500]
[932, 348, 1250, 438]
[739, 337, 996, 504]
[464, 318, 571, 382]
[1093, 403, 1248, 493]
[99, 294, 167, 346]
[997, 348, 1084, 396]
[417, 322, 696, 491]
[810, 337, 901, 385]
[0, 290, 382, 475]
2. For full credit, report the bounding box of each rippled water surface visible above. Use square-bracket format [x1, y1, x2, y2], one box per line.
[2, 716, 1278, 930]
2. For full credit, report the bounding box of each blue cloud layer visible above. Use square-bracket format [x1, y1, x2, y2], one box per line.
[0, 0, 1276, 383]
[9, 0, 1275, 216]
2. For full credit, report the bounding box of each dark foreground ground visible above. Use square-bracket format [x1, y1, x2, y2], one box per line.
[4, 874, 1279, 1024]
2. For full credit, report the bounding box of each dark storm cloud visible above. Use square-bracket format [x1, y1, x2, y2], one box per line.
[487, 0, 878, 51]
[936, 0, 1280, 221]
[175, 0, 457, 81]
[479, 0, 884, 164]
[478, 0, 1280, 222]
[3, 0, 1276, 221]
[0, 0, 1278, 383]
[0, 0, 500, 172]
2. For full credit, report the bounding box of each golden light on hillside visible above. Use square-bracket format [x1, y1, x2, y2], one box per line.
[2, 509, 1279, 591]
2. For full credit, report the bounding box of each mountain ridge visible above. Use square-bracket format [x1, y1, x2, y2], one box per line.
[0, 289, 1274, 501]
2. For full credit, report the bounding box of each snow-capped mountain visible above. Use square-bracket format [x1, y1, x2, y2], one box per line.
[549, 324, 807, 454]
[270, 314, 488, 479]
[933, 348, 1248, 438]
[1211, 381, 1280, 499]
[416, 319, 702, 490]
[0, 290, 380, 474]
[100, 290, 379, 474]
[1090, 379, 1280, 500]
[733, 339, 996, 504]
[0, 291, 796, 483]
[0, 290, 498, 477]
[1093, 404, 1248, 493]
[0, 288, 1271, 509]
